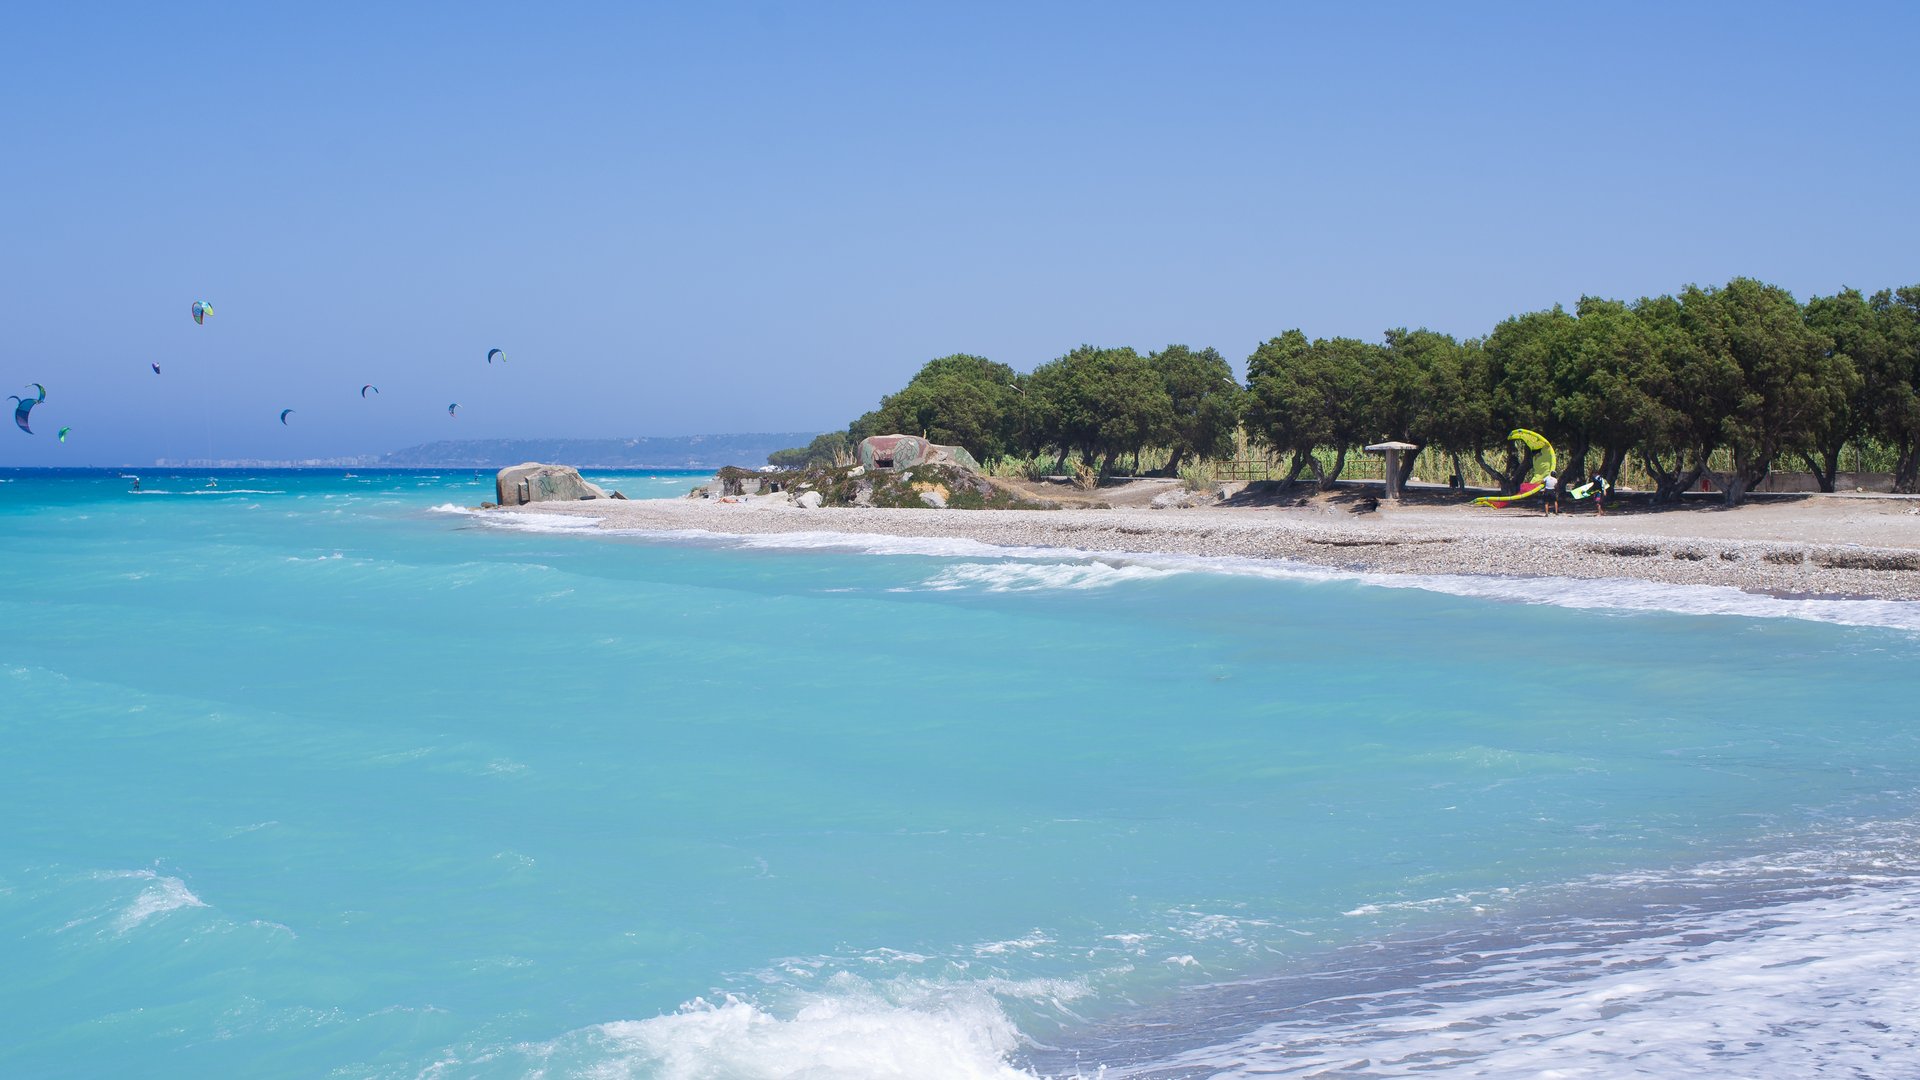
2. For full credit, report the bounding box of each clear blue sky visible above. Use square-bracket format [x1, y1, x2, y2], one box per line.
[3, 2, 1916, 465]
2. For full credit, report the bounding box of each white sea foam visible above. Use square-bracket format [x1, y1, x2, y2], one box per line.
[429, 503, 605, 532]
[1106, 877, 1920, 1079]
[131, 488, 285, 496]
[86, 869, 208, 934]
[498, 976, 1063, 1080]
[908, 548, 1920, 631]
[448, 513, 1920, 630]
[919, 561, 1185, 592]
[973, 931, 1057, 956]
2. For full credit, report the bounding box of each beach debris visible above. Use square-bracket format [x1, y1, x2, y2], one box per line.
[9, 395, 35, 433]
[58, 426, 70, 443]
[191, 299, 213, 325]
[486, 348, 504, 364]
[1350, 495, 1380, 514]
[361, 384, 379, 398]
[795, 490, 824, 508]
[279, 408, 295, 425]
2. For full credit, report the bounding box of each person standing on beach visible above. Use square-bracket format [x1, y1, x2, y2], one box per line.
[1542, 473, 1560, 515]
[1589, 471, 1609, 516]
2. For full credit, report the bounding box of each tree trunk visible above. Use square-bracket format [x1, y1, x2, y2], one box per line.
[1449, 453, 1466, 491]
[1643, 449, 1706, 505]
[1599, 443, 1629, 488]
[1164, 447, 1186, 477]
[1720, 468, 1750, 507]
[1474, 445, 1523, 494]
[1561, 433, 1592, 485]
[1718, 449, 1772, 508]
[1099, 448, 1120, 480]
[1394, 444, 1423, 489]
[1800, 446, 1842, 493]
[1896, 438, 1920, 494]
[1320, 446, 1348, 492]
[1281, 450, 1315, 489]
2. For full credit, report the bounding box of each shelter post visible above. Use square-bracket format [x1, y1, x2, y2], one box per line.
[1365, 441, 1419, 502]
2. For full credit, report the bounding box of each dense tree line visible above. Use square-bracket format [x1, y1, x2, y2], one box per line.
[821, 278, 1920, 504]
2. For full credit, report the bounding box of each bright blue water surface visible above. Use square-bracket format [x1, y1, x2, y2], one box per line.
[4, 469, 1918, 1078]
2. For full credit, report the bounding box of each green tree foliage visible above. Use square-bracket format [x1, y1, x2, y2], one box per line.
[1863, 287, 1920, 493]
[1422, 337, 1493, 490]
[1028, 345, 1173, 477]
[1679, 279, 1846, 504]
[1369, 328, 1469, 488]
[1244, 331, 1373, 489]
[1627, 293, 1716, 500]
[1559, 298, 1660, 487]
[1800, 289, 1876, 491]
[846, 354, 1022, 460]
[830, 277, 1918, 505]
[1150, 344, 1243, 474]
[768, 432, 850, 468]
[1479, 309, 1572, 491]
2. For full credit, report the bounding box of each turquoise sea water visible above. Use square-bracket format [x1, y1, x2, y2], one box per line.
[4, 469, 1920, 1078]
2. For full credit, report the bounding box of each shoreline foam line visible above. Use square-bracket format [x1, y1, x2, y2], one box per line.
[432, 505, 1920, 632]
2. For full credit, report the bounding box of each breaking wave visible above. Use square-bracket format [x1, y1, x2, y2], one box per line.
[446, 509, 1920, 631]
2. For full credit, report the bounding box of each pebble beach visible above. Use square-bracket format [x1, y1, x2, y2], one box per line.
[503, 490, 1920, 602]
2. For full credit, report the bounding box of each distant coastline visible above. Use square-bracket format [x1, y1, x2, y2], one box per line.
[376, 433, 821, 470]
[127, 432, 821, 471]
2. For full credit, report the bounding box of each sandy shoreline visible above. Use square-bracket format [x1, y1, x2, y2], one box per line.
[486, 489, 1920, 603]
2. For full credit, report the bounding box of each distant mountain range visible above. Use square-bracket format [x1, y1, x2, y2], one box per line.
[377, 433, 824, 469]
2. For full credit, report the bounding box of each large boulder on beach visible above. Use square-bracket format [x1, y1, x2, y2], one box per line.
[496, 463, 610, 506]
[856, 434, 982, 473]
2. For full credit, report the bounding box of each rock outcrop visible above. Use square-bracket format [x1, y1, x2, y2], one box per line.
[495, 463, 612, 506]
